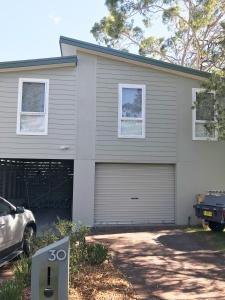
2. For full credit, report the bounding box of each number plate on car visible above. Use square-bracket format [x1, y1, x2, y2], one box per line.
[203, 210, 213, 217]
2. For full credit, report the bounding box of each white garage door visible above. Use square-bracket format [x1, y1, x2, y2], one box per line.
[95, 164, 175, 225]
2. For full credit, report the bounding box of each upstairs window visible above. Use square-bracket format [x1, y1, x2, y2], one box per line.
[118, 84, 145, 138]
[17, 78, 49, 135]
[192, 88, 216, 140]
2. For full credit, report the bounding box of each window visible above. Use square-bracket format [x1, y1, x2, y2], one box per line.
[0, 199, 11, 217]
[17, 78, 49, 135]
[118, 84, 145, 138]
[192, 88, 216, 140]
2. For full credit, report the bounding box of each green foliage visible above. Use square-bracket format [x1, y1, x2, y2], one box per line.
[86, 243, 109, 265]
[13, 256, 32, 287]
[91, 0, 225, 71]
[0, 280, 24, 300]
[31, 228, 58, 254]
[2, 219, 108, 296]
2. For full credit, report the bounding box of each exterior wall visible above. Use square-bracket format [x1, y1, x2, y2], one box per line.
[72, 53, 96, 226]
[2, 49, 225, 227]
[94, 54, 225, 226]
[0, 66, 77, 159]
[176, 77, 225, 225]
[95, 57, 177, 163]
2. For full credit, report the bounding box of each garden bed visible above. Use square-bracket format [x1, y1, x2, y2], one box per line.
[0, 220, 135, 300]
[69, 262, 134, 299]
[23, 262, 135, 300]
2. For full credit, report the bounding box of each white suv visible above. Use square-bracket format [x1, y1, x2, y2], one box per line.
[0, 197, 36, 267]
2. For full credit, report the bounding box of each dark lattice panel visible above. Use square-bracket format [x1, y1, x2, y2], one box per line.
[0, 159, 74, 209]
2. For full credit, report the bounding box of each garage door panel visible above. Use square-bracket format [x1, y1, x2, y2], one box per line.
[94, 163, 175, 225]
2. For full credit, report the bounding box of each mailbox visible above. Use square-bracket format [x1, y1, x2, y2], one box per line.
[31, 236, 70, 300]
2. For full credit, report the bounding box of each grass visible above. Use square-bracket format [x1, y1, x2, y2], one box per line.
[185, 225, 225, 252]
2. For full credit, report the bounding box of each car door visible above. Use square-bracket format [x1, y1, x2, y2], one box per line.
[0, 199, 22, 252]
[0, 199, 12, 252]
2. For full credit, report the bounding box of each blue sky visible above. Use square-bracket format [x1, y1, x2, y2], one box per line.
[0, 0, 167, 61]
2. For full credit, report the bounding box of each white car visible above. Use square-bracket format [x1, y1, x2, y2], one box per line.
[0, 196, 36, 267]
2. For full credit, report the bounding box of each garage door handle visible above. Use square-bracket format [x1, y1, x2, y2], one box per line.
[130, 197, 139, 200]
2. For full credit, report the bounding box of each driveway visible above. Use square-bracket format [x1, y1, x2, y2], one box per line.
[90, 227, 225, 300]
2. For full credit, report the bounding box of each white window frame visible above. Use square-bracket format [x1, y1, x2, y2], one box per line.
[17, 78, 49, 135]
[192, 88, 217, 141]
[118, 84, 146, 138]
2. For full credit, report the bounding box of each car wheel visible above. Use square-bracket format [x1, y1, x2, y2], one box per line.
[208, 221, 225, 232]
[23, 226, 34, 256]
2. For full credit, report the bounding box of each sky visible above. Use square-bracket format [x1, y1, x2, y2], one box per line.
[0, 0, 167, 62]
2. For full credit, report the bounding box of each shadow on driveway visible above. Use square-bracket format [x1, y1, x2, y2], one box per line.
[90, 228, 225, 300]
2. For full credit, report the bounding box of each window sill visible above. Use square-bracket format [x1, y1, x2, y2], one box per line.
[118, 135, 146, 139]
[16, 132, 48, 136]
[192, 137, 218, 142]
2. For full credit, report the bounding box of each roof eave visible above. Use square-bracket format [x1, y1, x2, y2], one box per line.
[60, 36, 210, 80]
[0, 56, 77, 72]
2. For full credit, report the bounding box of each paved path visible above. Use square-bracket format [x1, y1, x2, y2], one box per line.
[90, 228, 225, 300]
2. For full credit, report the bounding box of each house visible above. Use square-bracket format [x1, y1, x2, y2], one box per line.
[0, 36, 225, 227]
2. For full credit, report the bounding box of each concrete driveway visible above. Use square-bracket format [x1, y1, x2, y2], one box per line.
[91, 227, 225, 300]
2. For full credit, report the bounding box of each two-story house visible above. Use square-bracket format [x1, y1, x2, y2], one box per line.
[0, 36, 225, 227]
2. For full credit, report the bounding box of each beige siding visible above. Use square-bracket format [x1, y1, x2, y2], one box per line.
[175, 77, 225, 225]
[96, 57, 177, 163]
[95, 163, 175, 225]
[0, 67, 77, 159]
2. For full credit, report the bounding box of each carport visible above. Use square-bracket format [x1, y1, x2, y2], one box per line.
[0, 159, 74, 231]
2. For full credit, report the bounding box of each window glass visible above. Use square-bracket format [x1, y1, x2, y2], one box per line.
[196, 91, 214, 121]
[193, 89, 216, 140]
[195, 123, 215, 138]
[119, 85, 145, 138]
[0, 200, 11, 217]
[122, 88, 142, 117]
[22, 82, 45, 112]
[20, 115, 45, 133]
[121, 120, 142, 136]
[17, 79, 48, 135]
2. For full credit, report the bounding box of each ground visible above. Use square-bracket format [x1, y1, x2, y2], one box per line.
[90, 227, 225, 300]
[1, 226, 225, 299]
[0, 263, 13, 285]
[68, 262, 135, 299]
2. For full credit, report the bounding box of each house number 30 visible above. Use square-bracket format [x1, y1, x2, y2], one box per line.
[48, 249, 67, 261]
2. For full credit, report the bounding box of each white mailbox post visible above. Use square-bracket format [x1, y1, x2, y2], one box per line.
[31, 236, 70, 300]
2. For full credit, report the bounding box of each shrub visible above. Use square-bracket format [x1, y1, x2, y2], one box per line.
[13, 256, 32, 287]
[54, 219, 90, 279]
[86, 243, 109, 265]
[54, 218, 77, 237]
[10, 219, 108, 293]
[31, 228, 58, 254]
[0, 280, 23, 300]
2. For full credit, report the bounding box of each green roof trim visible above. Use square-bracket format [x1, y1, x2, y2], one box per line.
[60, 36, 210, 79]
[0, 56, 77, 70]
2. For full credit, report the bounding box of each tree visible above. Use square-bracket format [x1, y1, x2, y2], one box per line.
[91, 0, 225, 71]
